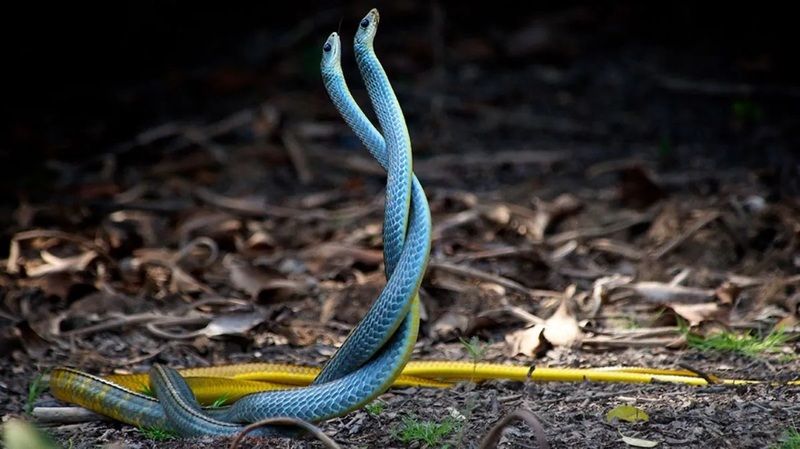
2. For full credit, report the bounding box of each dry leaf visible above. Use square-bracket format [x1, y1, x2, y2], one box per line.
[16, 321, 51, 358]
[200, 311, 267, 338]
[542, 288, 582, 347]
[620, 434, 659, 448]
[26, 250, 97, 277]
[606, 405, 649, 423]
[507, 287, 582, 356]
[666, 302, 728, 326]
[225, 255, 308, 299]
[629, 282, 715, 303]
[506, 324, 547, 357]
[169, 266, 213, 294]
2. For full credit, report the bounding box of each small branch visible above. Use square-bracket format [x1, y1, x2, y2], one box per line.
[477, 409, 549, 449]
[32, 407, 108, 424]
[546, 213, 654, 246]
[652, 211, 720, 260]
[228, 417, 341, 449]
[429, 261, 562, 299]
[281, 130, 313, 185]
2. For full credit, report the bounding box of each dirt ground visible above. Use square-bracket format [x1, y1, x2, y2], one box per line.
[2, 3, 799, 449]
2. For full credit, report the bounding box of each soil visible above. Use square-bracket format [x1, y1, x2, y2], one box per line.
[1, 3, 799, 449]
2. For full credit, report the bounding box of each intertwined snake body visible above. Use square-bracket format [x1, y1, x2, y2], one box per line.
[49, 8, 432, 436]
[46, 8, 782, 437]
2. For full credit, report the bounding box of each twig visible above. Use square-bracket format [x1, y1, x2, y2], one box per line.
[652, 211, 720, 260]
[193, 186, 382, 223]
[193, 186, 323, 219]
[431, 209, 480, 240]
[144, 315, 212, 339]
[476, 306, 545, 326]
[539, 389, 639, 404]
[281, 130, 313, 185]
[419, 150, 566, 176]
[677, 363, 719, 385]
[477, 409, 549, 449]
[228, 417, 341, 449]
[7, 229, 114, 274]
[586, 238, 643, 261]
[32, 406, 109, 424]
[429, 261, 562, 299]
[656, 74, 800, 98]
[546, 213, 654, 245]
[451, 245, 540, 262]
[582, 336, 683, 348]
[59, 312, 163, 337]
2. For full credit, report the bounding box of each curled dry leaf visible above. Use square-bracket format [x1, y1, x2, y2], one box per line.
[507, 286, 582, 356]
[200, 310, 268, 338]
[26, 250, 97, 277]
[542, 290, 582, 347]
[225, 254, 309, 300]
[530, 193, 583, 240]
[301, 243, 383, 274]
[506, 324, 547, 357]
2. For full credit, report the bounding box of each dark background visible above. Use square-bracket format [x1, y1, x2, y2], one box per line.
[2, 2, 799, 203]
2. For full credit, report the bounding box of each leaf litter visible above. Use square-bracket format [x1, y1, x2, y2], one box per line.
[1, 4, 799, 448]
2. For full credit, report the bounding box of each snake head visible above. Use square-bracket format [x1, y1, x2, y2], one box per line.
[321, 32, 342, 73]
[354, 8, 379, 47]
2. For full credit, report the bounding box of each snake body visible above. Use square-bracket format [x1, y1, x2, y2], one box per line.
[49, 8, 431, 436]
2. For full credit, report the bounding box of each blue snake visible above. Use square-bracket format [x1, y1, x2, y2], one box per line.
[49, 8, 432, 437]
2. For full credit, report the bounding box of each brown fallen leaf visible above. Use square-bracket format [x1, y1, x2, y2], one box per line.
[25, 250, 97, 277]
[225, 255, 309, 300]
[507, 286, 582, 356]
[542, 287, 582, 347]
[506, 323, 548, 357]
[301, 243, 383, 274]
[666, 302, 729, 326]
[16, 321, 51, 357]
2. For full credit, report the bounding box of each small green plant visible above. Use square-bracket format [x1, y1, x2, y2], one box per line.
[772, 427, 800, 449]
[681, 323, 793, 358]
[364, 400, 385, 416]
[393, 415, 460, 449]
[732, 99, 764, 123]
[138, 426, 178, 441]
[209, 394, 230, 408]
[25, 372, 48, 415]
[459, 336, 487, 362]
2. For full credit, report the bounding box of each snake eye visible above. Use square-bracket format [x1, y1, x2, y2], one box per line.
[360, 18, 370, 29]
[323, 42, 332, 52]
